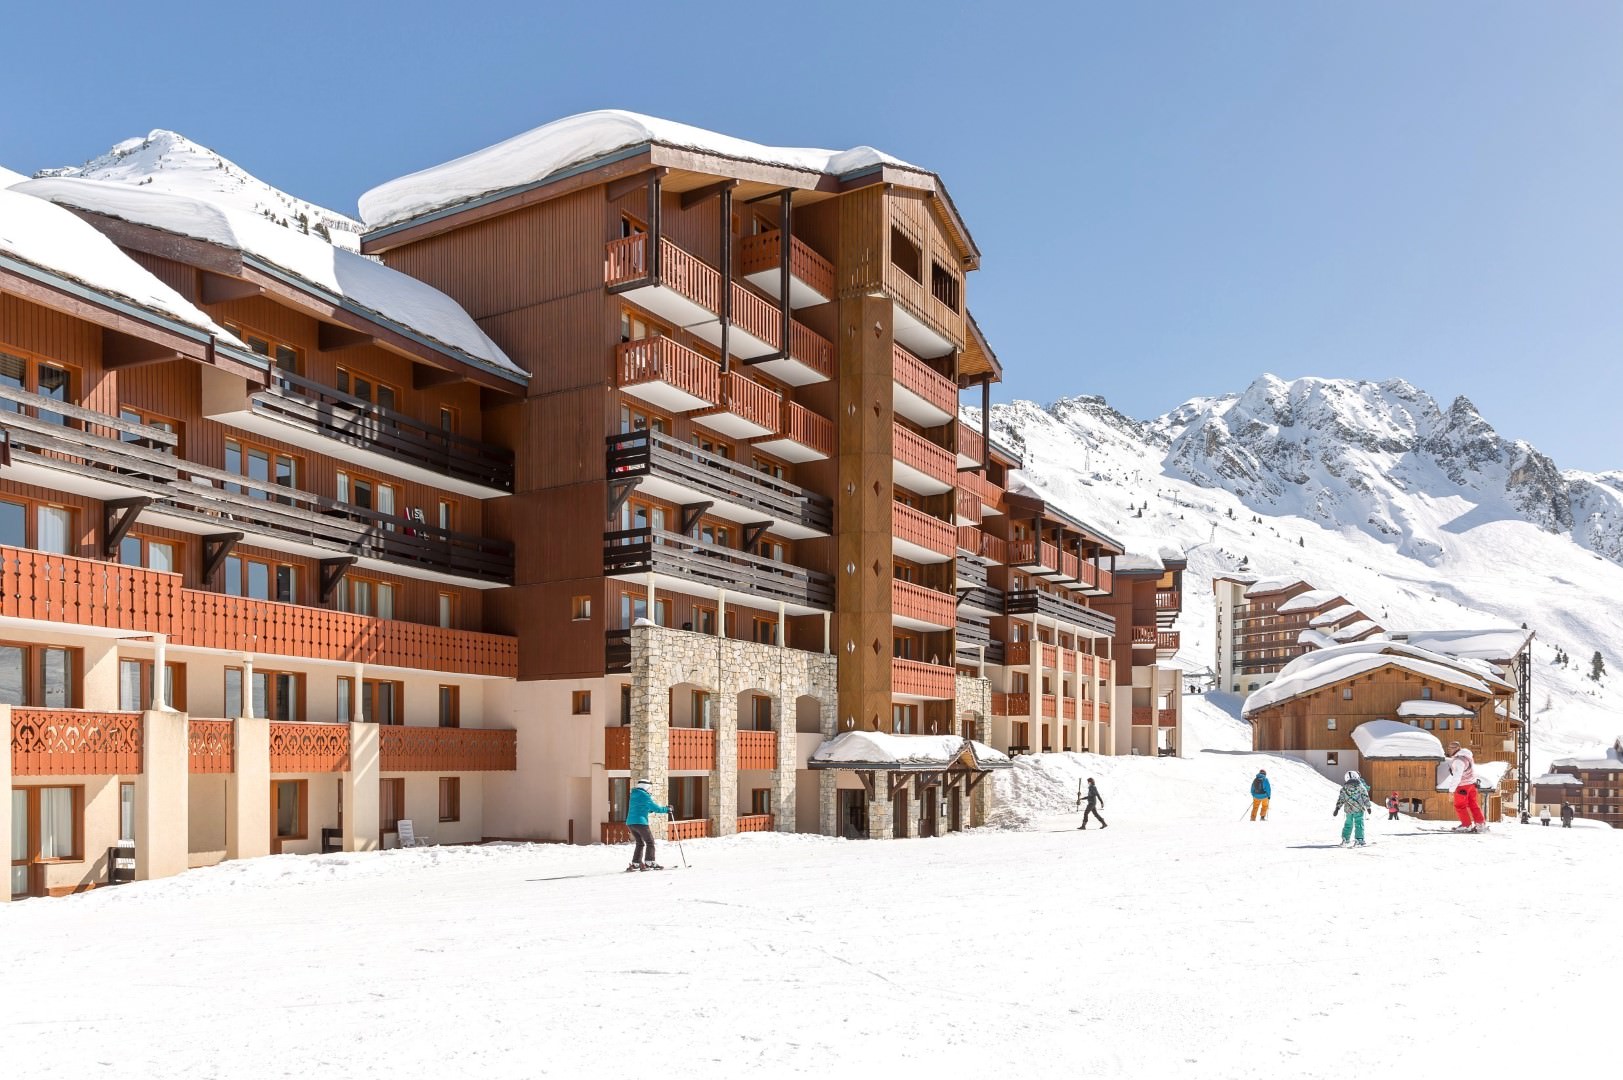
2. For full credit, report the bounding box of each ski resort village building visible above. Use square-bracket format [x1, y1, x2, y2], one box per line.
[2, 110, 1183, 897]
[1533, 738, 1623, 829]
[1242, 631, 1533, 821]
[1213, 575, 1383, 693]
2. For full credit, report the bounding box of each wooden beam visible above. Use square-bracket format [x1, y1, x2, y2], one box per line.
[679, 501, 713, 536]
[888, 771, 911, 798]
[101, 328, 180, 370]
[680, 178, 739, 210]
[201, 532, 243, 583]
[318, 557, 357, 604]
[608, 478, 640, 520]
[858, 771, 875, 799]
[101, 497, 151, 559]
[317, 322, 374, 352]
[199, 271, 261, 305]
[605, 166, 668, 203]
[741, 521, 772, 554]
[412, 364, 462, 390]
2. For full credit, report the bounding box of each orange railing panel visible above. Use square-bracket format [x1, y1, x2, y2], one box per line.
[779, 400, 833, 457]
[787, 321, 833, 379]
[188, 719, 234, 774]
[892, 344, 958, 418]
[739, 230, 835, 300]
[0, 547, 179, 635]
[617, 338, 721, 408]
[12, 709, 142, 776]
[269, 722, 349, 773]
[605, 726, 631, 771]
[379, 726, 517, 772]
[737, 730, 777, 771]
[735, 813, 774, 833]
[892, 658, 955, 699]
[668, 818, 711, 841]
[1005, 641, 1031, 667]
[891, 425, 957, 489]
[894, 502, 956, 559]
[892, 579, 955, 628]
[668, 727, 716, 771]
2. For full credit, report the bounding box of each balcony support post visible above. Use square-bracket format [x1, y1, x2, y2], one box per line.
[647, 174, 662, 281]
[719, 183, 734, 374]
[822, 611, 830, 655]
[351, 663, 366, 723]
[980, 376, 990, 471]
[151, 633, 171, 711]
[776, 601, 786, 648]
[240, 653, 256, 720]
[102, 497, 152, 559]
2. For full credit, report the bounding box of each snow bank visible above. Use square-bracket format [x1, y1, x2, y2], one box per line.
[810, 731, 1007, 768]
[1351, 719, 1445, 759]
[1278, 588, 1342, 614]
[0, 188, 233, 338]
[360, 109, 917, 229]
[17, 177, 524, 379]
[1395, 699, 1472, 719]
[0, 165, 26, 188]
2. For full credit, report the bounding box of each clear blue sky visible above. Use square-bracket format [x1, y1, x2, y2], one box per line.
[5, 1, 1619, 469]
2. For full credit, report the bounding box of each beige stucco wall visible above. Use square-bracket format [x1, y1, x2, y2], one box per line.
[482, 676, 611, 844]
[380, 772, 485, 847]
[22, 773, 126, 895]
[188, 773, 228, 867]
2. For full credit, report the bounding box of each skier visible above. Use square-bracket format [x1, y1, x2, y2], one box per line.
[1077, 778, 1107, 830]
[1333, 770, 1372, 847]
[625, 778, 671, 871]
[1385, 792, 1400, 821]
[1249, 769, 1271, 821]
[1443, 740, 1487, 832]
[1561, 802, 1575, 828]
[1538, 805, 1552, 827]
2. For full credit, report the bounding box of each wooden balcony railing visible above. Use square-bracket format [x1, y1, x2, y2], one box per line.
[893, 344, 958, 418]
[1060, 551, 1081, 581]
[188, 719, 234, 774]
[731, 281, 781, 349]
[957, 424, 985, 466]
[956, 527, 1007, 564]
[606, 235, 721, 313]
[604, 526, 834, 610]
[1042, 643, 1058, 669]
[892, 579, 956, 628]
[268, 722, 349, 773]
[992, 692, 1031, 716]
[1133, 627, 1157, 646]
[1131, 707, 1152, 725]
[958, 469, 1005, 510]
[604, 726, 631, 771]
[608, 429, 831, 534]
[892, 425, 957, 490]
[379, 726, 518, 771]
[12, 709, 142, 776]
[1005, 641, 1031, 667]
[735, 813, 775, 833]
[786, 321, 834, 380]
[1095, 567, 1114, 595]
[0, 546, 180, 636]
[669, 727, 716, 771]
[737, 730, 777, 771]
[1075, 560, 1098, 590]
[1156, 589, 1182, 611]
[1158, 631, 1181, 653]
[1061, 652, 1076, 673]
[955, 485, 981, 523]
[739, 230, 836, 301]
[1077, 654, 1097, 678]
[1006, 589, 1117, 637]
[602, 822, 633, 844]
[617, 338, 721, 408]
[1158, 709, 1179, 727]
[893, 502, 957, 559]
[1062, 699, 1077, 720]
[698, 370, 781, 432]
[668, 818, 711, 841]
[1039, 541, 1063, 575]
[775, 400, 834, 458]
[1097, 702, 1112, 722]
[1042, 695, 1057, 719]
[891, 658, 955, 699]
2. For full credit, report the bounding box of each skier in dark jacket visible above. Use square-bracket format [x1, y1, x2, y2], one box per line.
[1249, 770, 1271, 821]
[625, 779, 672, 871]
[1077, 778, 1107, 830]
[1561, 802, 1575, 828]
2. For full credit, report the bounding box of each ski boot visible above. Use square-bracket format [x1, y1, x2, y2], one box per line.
[640, 863, 664, 871]
[625, 863, 643, 873]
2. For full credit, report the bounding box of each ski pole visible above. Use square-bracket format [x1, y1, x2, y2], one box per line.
[676, 833, 689, 868]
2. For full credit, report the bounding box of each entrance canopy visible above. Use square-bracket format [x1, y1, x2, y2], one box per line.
[809, 732, 1010, 772]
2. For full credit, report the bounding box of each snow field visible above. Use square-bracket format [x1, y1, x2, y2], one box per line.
[5, 697, 1619, 1078]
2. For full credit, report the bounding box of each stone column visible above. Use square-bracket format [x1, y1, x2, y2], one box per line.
[629, 626, 669, 842]
[343, 721, 380, 852]
[0, 705, 11, 903]
[710, 676, 739, 837]
[227, 716, 270, 861]
[772, 692, 796, 833]
[867, 774, 893, 840]
[135, 709, 189, 881]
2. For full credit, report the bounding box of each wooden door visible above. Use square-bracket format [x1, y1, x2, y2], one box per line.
[11, 788, 36, 899]
[921, 786, 938, 838]
[379, 778, 405, 847]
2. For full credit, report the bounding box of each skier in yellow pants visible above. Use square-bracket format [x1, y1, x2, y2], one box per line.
[1249, 769, 1271, 821]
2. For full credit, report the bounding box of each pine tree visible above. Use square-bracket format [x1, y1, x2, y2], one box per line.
[1592, 651, 1606, 681]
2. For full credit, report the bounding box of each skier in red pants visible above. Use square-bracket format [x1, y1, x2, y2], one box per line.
[1444, 741, 1487, 832]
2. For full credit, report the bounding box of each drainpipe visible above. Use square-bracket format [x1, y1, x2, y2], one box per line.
[981, 376, 990, 471]
[779, 189, 792, 358]
[719, 185, 732, 375]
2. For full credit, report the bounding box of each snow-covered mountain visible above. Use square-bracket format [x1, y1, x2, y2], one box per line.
[36, 130, 362, 250]
[977, 374, 1623, 771]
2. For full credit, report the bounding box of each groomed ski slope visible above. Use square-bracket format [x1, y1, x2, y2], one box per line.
[3, 696, 1618, 1079]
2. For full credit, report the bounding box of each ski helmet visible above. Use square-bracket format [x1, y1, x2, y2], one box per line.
[636, 778, 653, 790]
[1344, 771, 1359, 783]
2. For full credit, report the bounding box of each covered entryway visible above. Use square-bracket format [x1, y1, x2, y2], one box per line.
[808, 732, 1010, 839]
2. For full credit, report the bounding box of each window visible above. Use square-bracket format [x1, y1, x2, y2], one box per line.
[889, 227, 922, 282]
[0, 643, 80, 707]
[437, 500, 456, 531]
[118, 659, 184, 711]
[749, 695, 773, 732]
[119, 782, 135, 844]
[34, 506, 73, 555]
[0, 351, 76, 426]
[224, 439, 298, 502]
[1326, 718, 1337, 730]
[690, 690, 715, 730]
[930, 260, 961, 313]
[118, 535, 177, 573]
[755, 618, 778, 645]
[379, 778, 405, 844]
[1420, 687, 1433, 700]
[572, 690, 592, 715]
[224, 555, 298, 604]
[698, 522, 731, 547]
[337, 471, 397, 517]
[439, 407, 458, 434]
[273, 781, 307, 841]
[668, 777, 705, 820]
[891, 704, 919, 734]
[691, 432, 731, 460]
[438, 777, 461, 823]
[1342, 688, 1353, 700]
[1422, 719, 1434, 731]
[693, 605, 716, 636]
[335, 577, 393, 619]
[36, 786, 82, 859]
[571, 595, 592, 621]
[619, 309, 666, 344]
[437, 592, 457, 629]
[619, 590, 668, 628]
[1326, 752, 1340, 766]
[620, 684, 632, 725]
[438, 685, 460, 728]
[753, 457, 785, 480]
[750, 788, 772, 815]
[225, 667, 302, 721]
[607, 778, 630, 824]
[221, 325, 300, 377]
[618, 403, 669, 435]
[893, 634, 917, 660]
[338, 677, 403, 725]
[336, 368, 399, 412]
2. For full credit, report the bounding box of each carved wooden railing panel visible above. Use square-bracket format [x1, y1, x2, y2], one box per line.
[377, 726, 517, 772]
[188, 719, 235, 774]
[269, 722, 350, 773]
[735, 814, 774, 833]
[11, 709, 142, 776]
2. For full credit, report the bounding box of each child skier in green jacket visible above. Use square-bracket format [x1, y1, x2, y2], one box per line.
[1333, 771, 1373, 847]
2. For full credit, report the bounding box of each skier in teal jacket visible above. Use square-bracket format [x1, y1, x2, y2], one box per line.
[1333, 771, 1373, 847]
[626, 779, 671, 871]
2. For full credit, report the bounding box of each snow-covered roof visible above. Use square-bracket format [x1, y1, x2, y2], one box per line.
[1395, 700, 1473, 719]
[360, 109, 920, 230]
[1297, 628, 1338, 650]
[0, 165, 26, 188]
[1002, 471, 1129, 554]
[808, 732, 1010, 770]
[1310, 603, 1362, 627]
[1351, 719, 1445, 760]
[1531, 772, 1582, 787]
[17, 177, 526, 381]
[1278, 589, 1343, 614]
[1383, 628, 1532, 663]
[1552, 738, 1623, 771]
[1245, 576, 1308, 597]
[0, 188, 236, 340]
[1332, 619, 1381, 642]
[1243, 640, 1508, 716]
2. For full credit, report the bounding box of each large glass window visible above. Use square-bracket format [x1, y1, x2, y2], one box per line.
[34, 506, 72, 555]
[0, 499, 24, 548]
[38, 787, 76, 859]
[119, 783, 135, 844]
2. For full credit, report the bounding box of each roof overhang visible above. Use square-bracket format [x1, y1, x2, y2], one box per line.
[0, 255, 216, 367]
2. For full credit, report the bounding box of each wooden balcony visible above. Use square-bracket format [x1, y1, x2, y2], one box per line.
[737, 730, 777, 771]
[617, 337, 721, 413]
[1097, 701, 1111, 722]
[378, 726, 518, 771]
[602, 822, 633, 844]
[1057, 551, 1081, 584]
[892, 344, 957, 427]
[1132, 707, 1153, 725]
[992, 692, 1030, 716]
[1042, 695, 1057, 719]
[1158, 631, 1181, 656]
[669, 727, 716, 771]
[734, 813, 774, 833]
[959, 469, 1005, 515]
[956, 424, 985, 471]
[892, 502, 956, 564]
[1005, 641, 1031, 667]
[892, 658, 955, 700]
[12, 709, 142, 776]
[957, 527, 1007, 565]
[883, 261, 961, 360]
[955, 553, 988, 590]
[605, 526, 834, 613]
[1132, 627, 1156, 647]
[269, 722, 349, 773]
[223, 369, 514, 498]
[746, 320, 837, 387]
[955, 484, 982, 525]
[1159, 709, 1178, 727]
[1041, 643, 1058, 669]
[892, 424, 956, 496]
[1008, 539, 1063, 577]
[892, 579, 956, 631]
[189, 719, 234, 774]
[1006, 589, 1117, 637]
[753, 400, 833, 463]
[1061, 652, 1076, 674]
[740, 230, 835, 308]
[955, 611, 990, 650]
[1090, 566, 1114, 597]
[694, 371, 781, 440]
[607, 429, 831, 539]
[606, 235, 721, 331]
[1156, 589, 1182, 611]
[1062, 699, 1077, 720]
[0, 546, 179, 636]
[956, 585, 1004, 617]
[604, 726, 631, 771]
[668, 818, 711, 841]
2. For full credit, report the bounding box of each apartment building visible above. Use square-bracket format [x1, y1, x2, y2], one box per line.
[1213, 575, 1382, 693]
[2, 182, 522, 898]
[1097, 548, 1187, 756]
[1538, 739, 1623, 828]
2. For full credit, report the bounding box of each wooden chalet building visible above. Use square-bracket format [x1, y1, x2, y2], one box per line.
[1, 182, 521, 899]
[1539, 739, 1623, 828]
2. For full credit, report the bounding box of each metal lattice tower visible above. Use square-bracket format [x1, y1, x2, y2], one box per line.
[1517, 647, 1532, 823]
